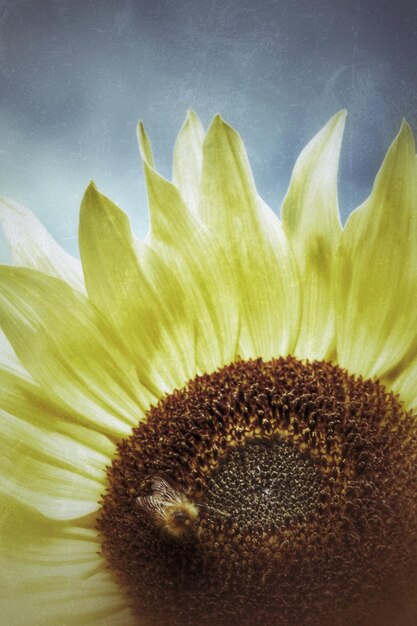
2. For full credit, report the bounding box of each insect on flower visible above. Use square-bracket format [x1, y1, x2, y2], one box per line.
[136, 476, 200, 539]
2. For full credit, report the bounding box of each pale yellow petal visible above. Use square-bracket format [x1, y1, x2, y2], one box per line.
[2, 572, 137, 626]
[0, 411, 104, 519]
[282, 111, 346, 359]
[336, 121, 417, 378]
[0, 366, 116, 458]
[0, 366, 110, 520]
[199, 115, 300, 359]
[387, 355, 417, 414]
[0, 327, 30, 378]
[0, 495, 103, 579]
[79, 182, 198, 394]
[137, 118, 155, 167]
[0, 196, 85, 293]
[172, 109, 205, 214]
[138, 123, 239, 374]
[0, 267, 145, 438]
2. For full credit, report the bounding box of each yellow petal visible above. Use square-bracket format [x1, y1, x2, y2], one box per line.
[138, 123, 239, 374]
[172, 109, 205, 214]
[137, 118, 155, 167]
[0, 359, 112, 522]
[0, 366, 116, 458]
[79, 182, 198, 394]
[0, 495, 102, 579]
[0, 327, 30, 378]
[282, 111, 346, 359]
[389, 355, 417, 414]
[2, 571, 137, 626]
[199, 115, 300, 359]
[336, 121, 417, 378]
[0, 197, 85, 293]
[0, 409, 105, 519]
[0, 267, 145, 438]
[0, 368, 113, 519]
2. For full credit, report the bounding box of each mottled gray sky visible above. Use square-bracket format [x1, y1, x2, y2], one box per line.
[1, 0, 417, 258]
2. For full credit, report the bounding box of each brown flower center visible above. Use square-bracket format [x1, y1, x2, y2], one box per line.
[98, 357, 417, 626]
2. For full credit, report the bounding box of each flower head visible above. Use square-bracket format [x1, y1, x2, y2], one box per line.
[1, 111, 417, 626]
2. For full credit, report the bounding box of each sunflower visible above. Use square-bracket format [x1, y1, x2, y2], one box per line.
[1, 110, 417, 626]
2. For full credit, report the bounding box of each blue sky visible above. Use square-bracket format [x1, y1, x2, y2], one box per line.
[1, 0, 417, 257]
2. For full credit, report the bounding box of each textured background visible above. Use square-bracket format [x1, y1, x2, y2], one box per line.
[1, 0, 417, 257]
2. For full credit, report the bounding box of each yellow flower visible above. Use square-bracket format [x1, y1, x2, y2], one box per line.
[1, 111, 417, 626]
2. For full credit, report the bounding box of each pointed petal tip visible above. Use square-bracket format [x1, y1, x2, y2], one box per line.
[326, 109, 347, 134]
[335, 109, 347, 125]
[137, 121, 155, 168]
[358, 115, 417, 209]
[137, 120, 147, 145]
[392, 117, 415, 154]
[183, 109, 204, 132]
[399, 117, 413, 138]
[84, 180, 98, 199]
[81, 181, 104, 212]
[205, 114, 236, 144]
[210, 113, 227, 129]
[137, 120, 149, 147]
[336, 108, 347, 119]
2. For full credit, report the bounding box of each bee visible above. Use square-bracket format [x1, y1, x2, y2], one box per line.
[136, 476, 200, 540]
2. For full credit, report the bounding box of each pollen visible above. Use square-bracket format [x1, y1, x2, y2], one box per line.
[97, 357, 417, 626]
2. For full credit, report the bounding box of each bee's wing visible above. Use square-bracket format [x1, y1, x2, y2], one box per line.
[150, 476, 183, 504]
[136, 476, 183, 521]
[136, 494, 166, 521]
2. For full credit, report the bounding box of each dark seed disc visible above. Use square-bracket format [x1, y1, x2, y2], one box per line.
[98, 357, 417, 626]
